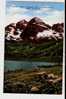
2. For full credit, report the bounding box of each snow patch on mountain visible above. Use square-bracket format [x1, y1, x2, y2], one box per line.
[37, 29, 63, 40]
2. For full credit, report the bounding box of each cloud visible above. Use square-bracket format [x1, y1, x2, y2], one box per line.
[43, 10, 64, 25]
[7, 6, 28, 15]
[6, 14, 30, 25]
[6, 6, 30, 25]
[32, 8, 64, 25]
[34, 7, 52, 14]
[6, 4, 64, 26]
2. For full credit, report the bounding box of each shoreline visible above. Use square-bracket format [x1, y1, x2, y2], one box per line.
[4, 65, 62, 94]
[5, 57, 63, 64]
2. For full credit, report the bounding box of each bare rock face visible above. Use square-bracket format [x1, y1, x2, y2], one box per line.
[5, 17, 64, 42]
[20, 17, 51, 40]
[52, 23, 64, 33]
[5, 23, 16, 33]
[16, 20, 28, 30]
[5, 23, 22, 41]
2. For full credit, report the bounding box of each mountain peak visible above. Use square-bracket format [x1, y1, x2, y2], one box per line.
[29, 17, 44, 24]
[16, 19, 28, 30]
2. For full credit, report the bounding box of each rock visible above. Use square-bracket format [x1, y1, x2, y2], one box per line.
[52, 77, 62, 84]
[5, 17, 64, 42]
[5, 20, 28, 41]
[20, 17, 51, 40]
[5, 23, 16, 33]
[36, 71, 46, 75]
[43, 73, 48, 79]
[31, 86, 40, 92]
[48, 79, 54, 83]
[52, 23, 64, 33]
[48, 73, 55, 79]
[16, 19, 28, 30]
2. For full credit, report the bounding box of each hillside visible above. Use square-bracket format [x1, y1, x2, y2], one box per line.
[5, 40, 63, 63]
[5, 17, 64, 63]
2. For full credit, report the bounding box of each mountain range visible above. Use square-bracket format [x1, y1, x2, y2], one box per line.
[5, 17, 64, 43]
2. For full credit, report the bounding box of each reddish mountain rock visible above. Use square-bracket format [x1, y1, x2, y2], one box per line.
[5, 23, 16, 32]
[20, 17, 51, 40]
[16, 19, 28, 30]
[5, 17, 64, 42]
[5, 23, 22, 41]
[52, 23, 64, 33]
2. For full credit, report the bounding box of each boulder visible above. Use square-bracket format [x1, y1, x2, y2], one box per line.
[48, 73, 55, 79]
[31, 86, 40, 92]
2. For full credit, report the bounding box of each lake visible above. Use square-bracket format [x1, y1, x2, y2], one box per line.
[4, 60, 56, 71]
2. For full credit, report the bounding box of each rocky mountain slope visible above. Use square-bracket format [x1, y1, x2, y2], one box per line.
[5, 17, 64, 43]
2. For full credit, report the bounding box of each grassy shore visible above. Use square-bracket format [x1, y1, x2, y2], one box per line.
[4, 65, 62, 94]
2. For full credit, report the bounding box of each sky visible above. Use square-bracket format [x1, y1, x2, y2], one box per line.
[6, 0, 64, 2]
[6, 1, 64, 26]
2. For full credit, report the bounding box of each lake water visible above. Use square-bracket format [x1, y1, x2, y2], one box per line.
[4, 60, 56, 71]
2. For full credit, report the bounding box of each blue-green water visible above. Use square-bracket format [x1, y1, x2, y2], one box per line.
[4, 60, 56, 71]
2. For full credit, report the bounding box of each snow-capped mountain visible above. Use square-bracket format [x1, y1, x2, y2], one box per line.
[5, 17, 64, 42]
